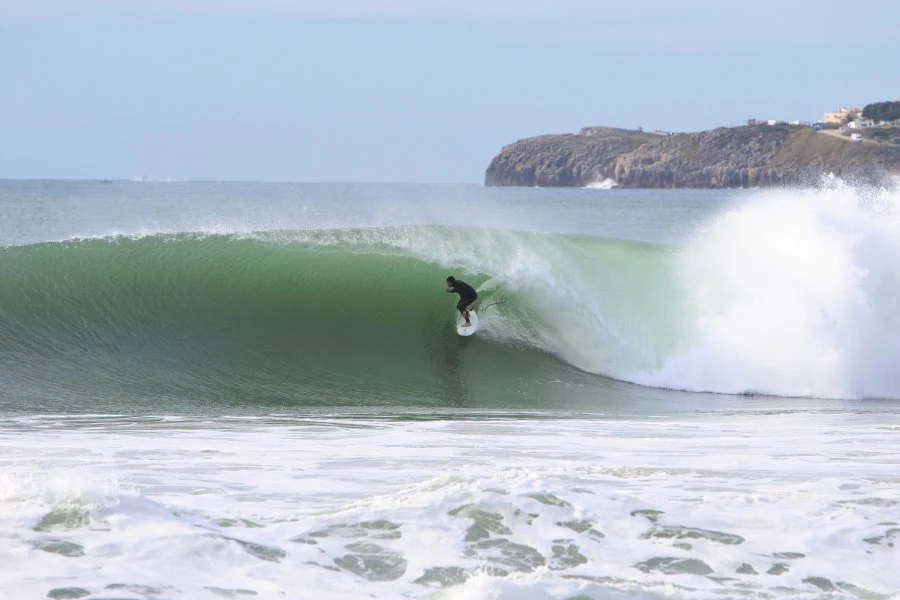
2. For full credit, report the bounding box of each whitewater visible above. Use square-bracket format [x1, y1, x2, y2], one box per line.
[0, 180, 898, 599]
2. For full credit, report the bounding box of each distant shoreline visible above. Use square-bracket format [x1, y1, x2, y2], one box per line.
[484, 124, 900, 189]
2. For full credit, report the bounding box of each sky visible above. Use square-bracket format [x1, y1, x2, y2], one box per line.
[1, 0, 898, 182]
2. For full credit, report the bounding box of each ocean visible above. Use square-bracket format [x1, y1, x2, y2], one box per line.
[0, 179, 898, 599]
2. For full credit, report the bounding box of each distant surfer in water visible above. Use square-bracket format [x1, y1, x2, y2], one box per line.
[446, 276, 477, 328]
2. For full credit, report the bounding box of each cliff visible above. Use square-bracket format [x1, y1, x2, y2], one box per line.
[484, 124, 900, 188]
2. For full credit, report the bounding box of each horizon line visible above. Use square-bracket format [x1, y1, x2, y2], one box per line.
[0, 178, 484, 185]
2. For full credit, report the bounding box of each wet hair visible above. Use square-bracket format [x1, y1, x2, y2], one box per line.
[446, 276, 456, 284]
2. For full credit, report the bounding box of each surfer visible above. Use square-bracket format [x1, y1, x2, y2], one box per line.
[446, 276, 477, 328]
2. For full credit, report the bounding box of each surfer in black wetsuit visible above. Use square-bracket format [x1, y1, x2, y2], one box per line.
[446, 276, 478, 327]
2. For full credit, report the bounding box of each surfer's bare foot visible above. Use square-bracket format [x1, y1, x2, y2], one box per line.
[462, 322, 471, 328]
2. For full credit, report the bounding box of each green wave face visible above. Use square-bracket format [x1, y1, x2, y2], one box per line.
[0, 227, 678, 413]
[7, 217, 896, 409]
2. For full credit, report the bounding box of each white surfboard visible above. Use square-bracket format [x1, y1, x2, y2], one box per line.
[456, 310, 479, 336]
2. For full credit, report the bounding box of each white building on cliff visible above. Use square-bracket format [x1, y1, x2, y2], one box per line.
[821, 106, 862, 124]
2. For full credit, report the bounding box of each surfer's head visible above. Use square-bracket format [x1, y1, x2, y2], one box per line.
[446, 276, 456, 284]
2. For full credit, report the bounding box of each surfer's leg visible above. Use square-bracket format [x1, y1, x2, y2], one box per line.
[463, 300, 474, 325]
[457, 299, 470, 326]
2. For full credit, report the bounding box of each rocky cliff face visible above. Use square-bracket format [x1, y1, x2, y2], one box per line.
[484, 124, 900, 188]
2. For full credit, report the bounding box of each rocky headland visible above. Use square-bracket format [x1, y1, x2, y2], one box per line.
[484, 124, 900, 188]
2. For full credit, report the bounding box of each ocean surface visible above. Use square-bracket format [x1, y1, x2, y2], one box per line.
[1, 179, 898, 600]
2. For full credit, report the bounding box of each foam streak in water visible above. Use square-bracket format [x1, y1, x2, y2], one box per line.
[0, 413, 898, 599]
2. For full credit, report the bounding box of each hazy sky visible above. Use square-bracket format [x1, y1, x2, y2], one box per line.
[1, 0, 897, 182]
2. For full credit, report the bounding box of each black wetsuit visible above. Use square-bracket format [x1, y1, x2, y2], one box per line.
[450, 280, 478, 313]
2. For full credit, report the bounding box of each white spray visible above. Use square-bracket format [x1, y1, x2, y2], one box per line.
[632, 180, 900, 398]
